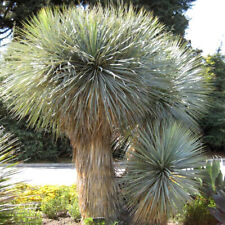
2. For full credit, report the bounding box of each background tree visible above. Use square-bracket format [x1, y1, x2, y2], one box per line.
[200, 53, 225, 152]
[102, 0, 196, 36]
[1, 4, 207, 222]
[0, 0, 195, 43]
[0, 100, 72, 162]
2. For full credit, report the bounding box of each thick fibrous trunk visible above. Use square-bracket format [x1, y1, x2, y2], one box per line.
[70, 134, 120, 224]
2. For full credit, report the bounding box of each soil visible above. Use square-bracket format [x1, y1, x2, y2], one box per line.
[42, 217, 78, 225]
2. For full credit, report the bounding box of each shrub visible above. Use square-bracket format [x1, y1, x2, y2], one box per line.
[183, 195, 217, 225]
[12, 184, 79, 220]
[41, 196, 67, 219]
[13, 184, 77, 205]
[83, 218, 120, 225]
[0, 101, 72, 162]
[40, 185, 78, 219]
[12, 207, 42, 225]
[67, 199, 81, 221]
[200, 53, 225, 152]
[13, 184, 43, 205]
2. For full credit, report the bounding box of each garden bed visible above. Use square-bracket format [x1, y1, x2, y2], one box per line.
[43, 217, 77, 225]
[9, 183, 219, 225]
[42, 218, 180, 225]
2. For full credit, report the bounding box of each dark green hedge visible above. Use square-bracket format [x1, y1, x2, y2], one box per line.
[0, 101, 72, 162]
[200, 53, 225, 152]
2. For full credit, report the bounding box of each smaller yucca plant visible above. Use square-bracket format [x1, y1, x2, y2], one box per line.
[0, 128, 20, 225]
[121, 120, 204, 225]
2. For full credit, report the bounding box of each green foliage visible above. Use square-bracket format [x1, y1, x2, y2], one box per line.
[0, 101, 72, 162]
[83, 217, 105, 225]
[209, 190, 225, 224]
[83, 217, 119, 225]
[67, 200, 81, 221]
[192, 160, 225, 225]
[0, 0, 195, 42]
[84, 218, 95, 225]
[41, 196, 67, 219]
[0, 129, 20, 225]
[198, 159, 225, 197]
[107, 0, 195, 36]
[200, 53, 225, 152]
[183, 195, 217, 225]
[40, 185, 78, 219]
[12, 207, 42, 225]
[121, 120, 204, 225]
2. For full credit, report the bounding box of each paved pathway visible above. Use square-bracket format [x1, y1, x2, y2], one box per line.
[10, 163, 124, 185]
[221, 160, 225, 176]
[4, 159, 225, 186]
[13, 163, 77, 185]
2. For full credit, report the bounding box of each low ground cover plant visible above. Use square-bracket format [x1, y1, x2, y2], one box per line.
[12, 206, 43, 225]
[182, 195, 217, 225]
[13, 184, 77, 205]
[12, 184, 81, 221]
[11, 184, 119, 224]
[4, 178, 224, 225]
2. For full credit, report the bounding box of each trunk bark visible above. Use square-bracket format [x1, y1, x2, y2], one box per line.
[70, 133, 120, 224]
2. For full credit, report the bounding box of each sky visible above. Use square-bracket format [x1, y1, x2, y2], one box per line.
[185, 0, 225, 55]
[1, 0, 225, 56]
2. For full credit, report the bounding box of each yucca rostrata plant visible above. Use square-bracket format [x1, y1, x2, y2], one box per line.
[0, 128, 19, 225]
[1, 2, 207, 223]
[121, 121, 205, 225]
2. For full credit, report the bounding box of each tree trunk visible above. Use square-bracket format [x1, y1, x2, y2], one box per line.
[70, 133, 120, 224]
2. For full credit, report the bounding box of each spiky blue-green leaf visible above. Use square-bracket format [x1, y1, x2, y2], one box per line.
[1, 4, 207, 139]
[121, 120, 204, 225]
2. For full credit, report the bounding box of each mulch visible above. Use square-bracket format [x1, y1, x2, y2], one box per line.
[42, 217, 78, 225]
[42, 217, 181, 225]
